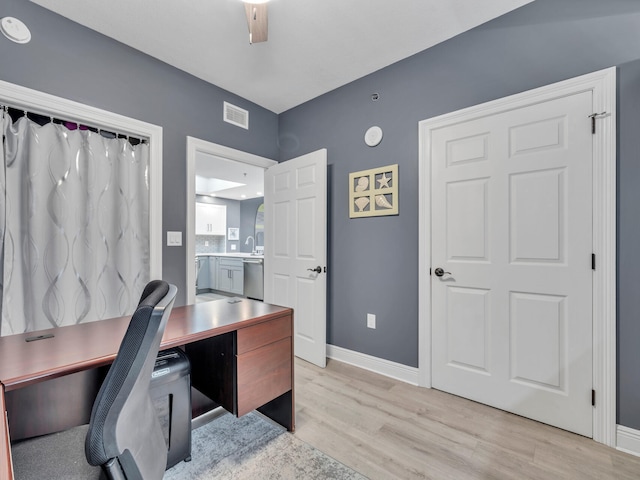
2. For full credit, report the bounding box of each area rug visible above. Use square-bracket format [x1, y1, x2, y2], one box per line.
[164, 412, 367, 480]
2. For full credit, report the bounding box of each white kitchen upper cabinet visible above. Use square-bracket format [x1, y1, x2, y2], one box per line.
[195, 203, 226, 235]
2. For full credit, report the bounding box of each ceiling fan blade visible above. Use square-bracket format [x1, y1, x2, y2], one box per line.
[244, 3, 268, 44]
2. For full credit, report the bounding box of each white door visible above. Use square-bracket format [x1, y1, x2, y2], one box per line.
[431, 91, 593, 436]
[264, 149, 327, 367]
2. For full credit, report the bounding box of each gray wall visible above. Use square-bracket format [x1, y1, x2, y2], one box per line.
[239, 197, 264, 253]
[0, 0, 278, 306]
[278, 0, 640, 427]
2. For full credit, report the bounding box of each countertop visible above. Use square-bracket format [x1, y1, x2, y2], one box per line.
[196, 252, 264, 259]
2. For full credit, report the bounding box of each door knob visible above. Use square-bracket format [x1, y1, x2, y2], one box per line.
[434, 267, 451, 277]
[307, 266, 322, 274]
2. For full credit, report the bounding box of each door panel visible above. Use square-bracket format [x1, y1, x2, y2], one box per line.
[509, 115, 566, 157]
[510, 168, 565, 263]
[273, 202, 290, 256]
[297, 197, 316, 257]
[446, 179, 489, 261]
[510, 292, 565, 391]
[432, 91, 593, 436]
[264, 150, 327, 367]
[296, 278, 316, 340]
[447, 286, 490, 373]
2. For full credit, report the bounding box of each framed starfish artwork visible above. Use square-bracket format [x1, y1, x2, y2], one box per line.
[349, 164, 398, 218]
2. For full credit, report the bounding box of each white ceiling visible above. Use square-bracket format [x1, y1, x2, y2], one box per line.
[195, 152, 264, 200]
[30, 0, 532, 114]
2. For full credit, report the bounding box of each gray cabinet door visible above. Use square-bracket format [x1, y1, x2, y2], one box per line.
[217, 258, 244, 295]
[229, 267, 243, 294]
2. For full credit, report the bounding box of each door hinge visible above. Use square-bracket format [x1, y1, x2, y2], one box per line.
[592, 253, 596, 270]
[592, 389, 596, 406]
[589, 112, 608, 134]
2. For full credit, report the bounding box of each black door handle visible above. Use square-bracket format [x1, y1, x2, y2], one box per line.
[307, 266, 322, 274]
[434, 267, 451, 277]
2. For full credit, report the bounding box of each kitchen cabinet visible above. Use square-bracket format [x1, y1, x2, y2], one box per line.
[217, 257, 244, 295]
[195, 203, 226, 235]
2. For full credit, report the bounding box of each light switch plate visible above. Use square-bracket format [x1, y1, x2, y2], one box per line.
[167, 231, 182, 246]
[367, 313, 376, 329]
[230, 244, 237, 250]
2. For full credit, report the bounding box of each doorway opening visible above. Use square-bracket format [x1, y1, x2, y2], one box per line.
[185, 137, 276, 304]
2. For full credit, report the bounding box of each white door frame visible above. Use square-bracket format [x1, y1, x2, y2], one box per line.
[418, 67, 616, 446]
[185, 137, 276, 304]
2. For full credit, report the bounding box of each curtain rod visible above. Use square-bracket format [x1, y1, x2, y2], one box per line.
[0, 103, 147, 145]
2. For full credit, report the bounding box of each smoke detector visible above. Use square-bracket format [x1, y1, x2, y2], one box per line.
[1, 17, 31, 44]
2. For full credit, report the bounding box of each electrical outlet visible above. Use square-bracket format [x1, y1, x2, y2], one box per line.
[230, 244, 237, 251]
[204, 240, 209, 246]
[367, 313, 376, 329]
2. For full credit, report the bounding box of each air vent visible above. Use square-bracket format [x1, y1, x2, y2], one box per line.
[224, 102, 249, 129]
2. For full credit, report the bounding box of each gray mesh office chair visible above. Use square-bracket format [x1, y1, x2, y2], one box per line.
[85, 280, 177, 480]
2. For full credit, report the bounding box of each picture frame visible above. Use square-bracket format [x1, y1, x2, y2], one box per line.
[349, 164, 398, 218]
[227, 227, 239, 240]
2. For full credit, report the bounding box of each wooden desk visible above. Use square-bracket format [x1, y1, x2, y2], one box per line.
[0, 298, 294, 480]
[1, 387, 10, 480]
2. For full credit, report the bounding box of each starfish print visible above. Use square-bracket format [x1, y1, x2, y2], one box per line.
[377, 172, 391, 188]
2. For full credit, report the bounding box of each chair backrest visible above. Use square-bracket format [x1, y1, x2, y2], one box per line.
[85, 280, 177, 480]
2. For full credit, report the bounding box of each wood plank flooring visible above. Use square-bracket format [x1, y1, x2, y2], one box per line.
[294, 358, 640, 480]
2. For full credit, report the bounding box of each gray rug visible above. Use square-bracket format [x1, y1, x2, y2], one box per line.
[12, 424, 104, 480]
[164, 412, 367, 480]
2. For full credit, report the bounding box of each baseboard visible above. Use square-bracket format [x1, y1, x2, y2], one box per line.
[327, 345, 420, 386]
[616, 425, 640, 457]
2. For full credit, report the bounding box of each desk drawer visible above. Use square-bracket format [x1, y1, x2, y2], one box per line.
[237, 315, 291, 355]
[236, 337, 291, 416]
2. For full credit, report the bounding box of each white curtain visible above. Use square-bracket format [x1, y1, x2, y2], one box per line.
[0, 112, 150, 335]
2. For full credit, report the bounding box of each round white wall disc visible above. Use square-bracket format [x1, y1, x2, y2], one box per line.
[1, 17, 31, 44]
[364, 126, 383, 147]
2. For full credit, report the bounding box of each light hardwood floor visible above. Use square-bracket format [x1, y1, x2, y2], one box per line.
[195, 292, 232, 303]
[294, 358, 640, 480]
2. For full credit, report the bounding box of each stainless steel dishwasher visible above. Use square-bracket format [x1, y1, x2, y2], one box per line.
[243, 257, 264, 301]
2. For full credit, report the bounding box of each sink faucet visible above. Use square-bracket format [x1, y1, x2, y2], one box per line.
[245, 236, 255, 254]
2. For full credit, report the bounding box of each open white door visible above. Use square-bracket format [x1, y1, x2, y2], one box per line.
[264, 149, 327, 367]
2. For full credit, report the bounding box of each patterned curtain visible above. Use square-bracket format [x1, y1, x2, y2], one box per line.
[0, 112, 150, 335]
